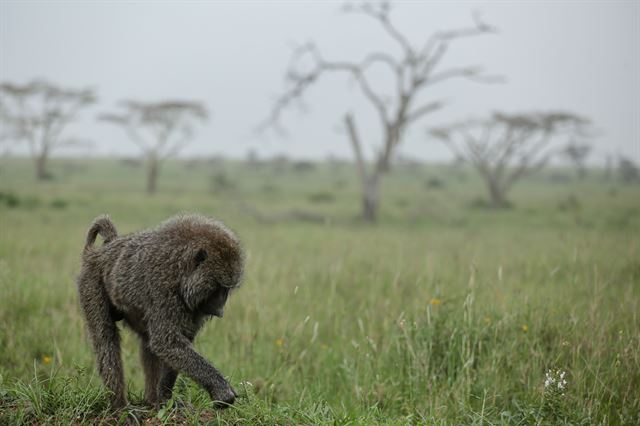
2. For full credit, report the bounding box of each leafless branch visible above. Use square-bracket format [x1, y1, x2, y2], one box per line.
[406, 100, 445, 123]
[344, 1, 415, 59]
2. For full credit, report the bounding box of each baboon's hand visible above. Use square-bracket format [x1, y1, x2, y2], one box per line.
[211, 376, 237, 408]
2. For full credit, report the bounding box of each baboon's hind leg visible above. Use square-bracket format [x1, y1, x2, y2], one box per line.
[78, 271, 127, 408]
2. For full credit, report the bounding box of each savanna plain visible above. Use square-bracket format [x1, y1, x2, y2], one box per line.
[0, 158, 639, 425]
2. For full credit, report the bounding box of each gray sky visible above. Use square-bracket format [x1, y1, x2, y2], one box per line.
[1, 0, 638, 163]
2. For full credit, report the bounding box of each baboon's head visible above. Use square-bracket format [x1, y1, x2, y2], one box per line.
[179, 219, 244, 318]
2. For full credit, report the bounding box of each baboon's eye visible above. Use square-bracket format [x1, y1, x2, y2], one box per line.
[194, 249, 207, 266]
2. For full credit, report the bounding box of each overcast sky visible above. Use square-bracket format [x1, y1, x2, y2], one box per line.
[1, 0, 638, 163]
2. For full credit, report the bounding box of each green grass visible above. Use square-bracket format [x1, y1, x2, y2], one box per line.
[0, 158, 639, 424]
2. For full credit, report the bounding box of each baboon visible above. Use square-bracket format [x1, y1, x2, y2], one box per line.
[77, 213, 244, 409]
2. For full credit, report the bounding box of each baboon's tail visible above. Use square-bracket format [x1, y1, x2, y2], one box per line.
[85, 215, 118, 250]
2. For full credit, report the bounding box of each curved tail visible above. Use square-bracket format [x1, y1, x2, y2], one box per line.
[85, 215, 118, 250]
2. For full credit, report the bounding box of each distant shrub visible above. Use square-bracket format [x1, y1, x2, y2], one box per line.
[308, 191, 335, 203]
[622, 257, 640, 281]
[210, 172, 235, 192]
[326, 156, 348, 171]
[618, 157, 639, 183]
[50, 198, 68, 209]
[60, 161, 88, 174]
[120, 157, 142, 168]
[449, 217, 467, 228]
[269, 155, 290, 174]
[548, 172, 571, 184]
[0, 191, 44, 209]
[468, 197, 512, 209]
[455, 173, 468, 182]
[292, 161, 315, 173]
[184, 158, 215, 169]
[262, 183, 279, 194]
[333, 179, 347, 189]
[395, 197, 409, 208]
[557, 194, 581, 212]
[424, 176, 445, 189]
[0, 191, 20, 208]
[607, 211, 632, 230]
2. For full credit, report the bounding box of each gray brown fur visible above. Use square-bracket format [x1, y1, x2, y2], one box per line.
[77, 214, 244, 409]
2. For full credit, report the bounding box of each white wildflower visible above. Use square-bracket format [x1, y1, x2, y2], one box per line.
[544, 370, 555, 388]
[543, 368, 569, 418]
[544, 369, 568, 391]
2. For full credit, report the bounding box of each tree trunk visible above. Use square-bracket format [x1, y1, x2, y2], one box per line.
[362, 175, 380, 222]
[146, 158, 159, 194]
[488, 179, 508, 208]
[577, 164, 587, 180]
[344, 114, 382, 223]
[35, 153, 49, 181]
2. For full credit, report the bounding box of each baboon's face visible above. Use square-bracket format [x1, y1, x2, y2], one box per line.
[198, 286, 231, 318]
[182, 241, 243, 317]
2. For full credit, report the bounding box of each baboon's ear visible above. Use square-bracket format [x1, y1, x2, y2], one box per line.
[194, 248, 208, 266]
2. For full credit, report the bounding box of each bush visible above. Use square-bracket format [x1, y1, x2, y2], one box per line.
[262, 183, 280, 194]
[468, 197, 512, 209]
[210, 172, 236, 193]
[557, 194, 581, 212]
[292, 161, 315, 173]
[50, 198, 68, 209]
[424, 176, 445, 189]
[0, 191, 20, 208]
[308, 191, 335, 203]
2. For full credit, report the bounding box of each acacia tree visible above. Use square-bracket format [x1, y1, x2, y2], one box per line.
[562, 141, 591, 179]
[430, 112, 590, 208]
[0, 80, 96, 180]
[100, 100, 208, 194]
[261, 2, 500, 222]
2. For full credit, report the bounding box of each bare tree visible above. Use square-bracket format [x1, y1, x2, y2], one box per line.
[562, 141, 591, 179]
[430, 112, 590, 208]
[0, 80, 96, 180]
[259, 2, 500, 222]
[100, 100, 208, 194]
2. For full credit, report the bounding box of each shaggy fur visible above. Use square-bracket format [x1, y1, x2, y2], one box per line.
[77, 214, 244, 408]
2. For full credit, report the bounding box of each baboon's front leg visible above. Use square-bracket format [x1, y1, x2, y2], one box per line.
[157, 364, 179, 404]
[147, 321, 236, 407]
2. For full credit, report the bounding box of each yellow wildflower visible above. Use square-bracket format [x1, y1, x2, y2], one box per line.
[42, 355, 52, 364]
[275, 338, 285, 347]
[521, 324, 529, 333]
[429, 298, 442, 306]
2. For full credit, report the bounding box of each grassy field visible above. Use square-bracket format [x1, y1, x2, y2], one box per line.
[0, 157, 639, 425]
